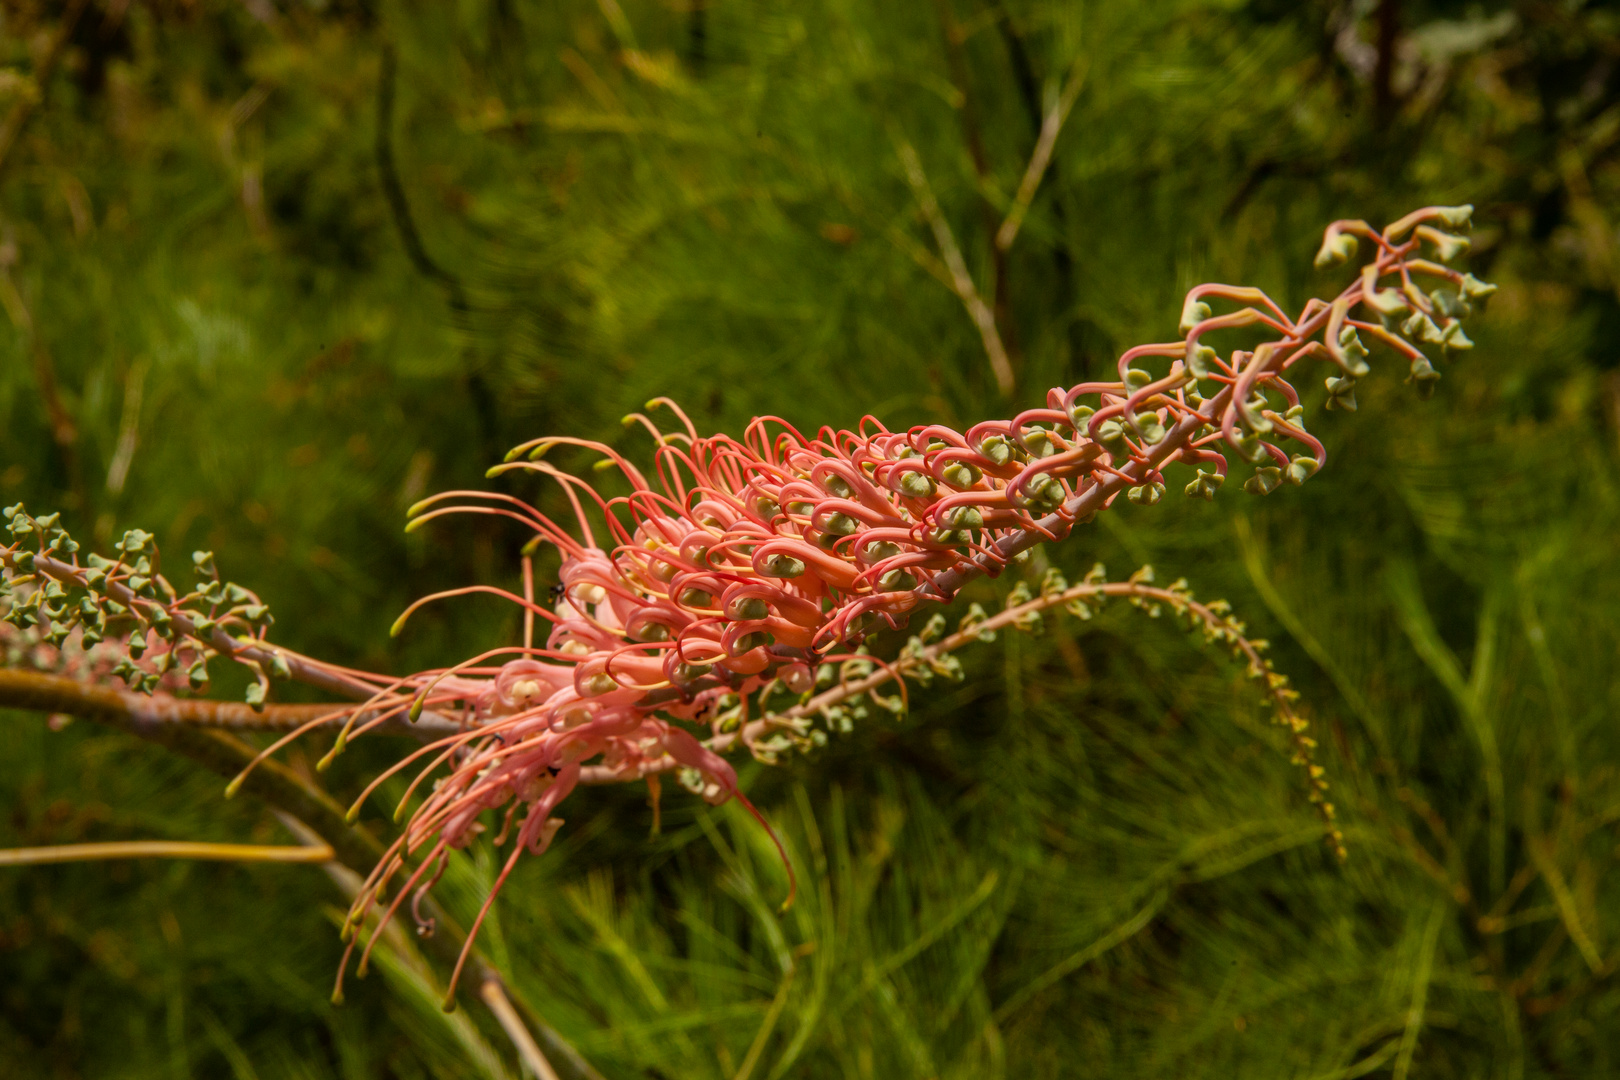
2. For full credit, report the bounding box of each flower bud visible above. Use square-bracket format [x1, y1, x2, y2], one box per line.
[1132, 413, 1166, 445]
[824, 513, 858, 536]
[731, 631, 774, 655]
[1285, 456, 1321, 485]
[1436, 204, 1474, 228]
[581, 673, 618, 696]
[760, 554, 806, 578]
[1427, 231, 1471, 262]
[1123, 368, 1152, 390]
[977, 435, 1012, 466]
[1186, 344, 1218, 379]
[1324, 374, 1358, 412]
[863, 540, 902, 564]
[728, 596, 770, 621]
[1459, 273, 1497, 301]
[753, 495, 779, 519]
[1242, 467, 1283, 496]
[897, 470, 936, 498]
[1401, 311, 1446, 345]
[878, 569, 917, 591]
[1442, 322, 1473, 352]
[1184, 468, 1223, 501]
[1314, 230, 1357, 269]
[1067, 403, 1095, 428]
[941, 506, 983, 530]
[1364, 288, 1409, 318]
[1180, 297, 1213, 333]
[822, 474, 852, 498]
[1127, 482, 1165, 506]
[1407, 356, 1442, 399]
[679, 587, 715, 608]
[942, 461, 982, 489]
[629, 619, 671, 642]
[674, 662, 712, 682]
[786, 500, 814, 516]
[1021, 429, 1058, 458]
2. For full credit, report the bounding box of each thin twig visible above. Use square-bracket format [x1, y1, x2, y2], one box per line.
[0, 840, 335, 867]
[995, 55, 1089, 253]
[0, 668, 460, 737]
[481, 978, 563, 1080]
[893, 138, 1016, 396]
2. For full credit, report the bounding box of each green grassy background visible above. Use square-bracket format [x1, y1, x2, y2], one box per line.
[3, 0, 1620, 1076]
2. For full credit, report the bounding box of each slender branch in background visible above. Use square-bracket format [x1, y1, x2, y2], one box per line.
[0, 0, 90, 186]
[1374, 0, 1400, 126]
[893, 138, 1016, 396]
[0, 839, 335, 867]
[105, 359, 147, 495]
[480, 979, 563, 1080]
[0, 668, 460, 737]
[375, 45, 467, 311]
[932, 0, 1020, 369]
[996, 55, 1089, 253]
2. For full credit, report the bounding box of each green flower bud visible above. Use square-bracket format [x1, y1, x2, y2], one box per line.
[1324, 374, 1358, 412]
[1408, 356, 1442, 399]
[679, 587, 715, 608]
[1096, 420, 1126, 446]
[942, 461, 982, 489]
[629, 620, 671, 642]
[581, 673, 618, 696]
[1401, 311, 1446, 345]
[1184, 469, 1223, 501]
[1186, 345, 1218, 379]
[1067, 403, 1095, 428]
[1459, 273, 1497, 301]
[823, 513, 858, 536]
[942, 506, 983, 530]
[1123, 368, 1152, 390]
[1365, 288, 1409, 318]
[1132, 413, 1166, 445]
[1285, 456, 1321, 485]
[1024, 473, 1066, 511]
[786, 500, 815, 516]
[1428, 231, 1471, 262]
[897, 470, 936, 498]
[1442, 322, 1473, 352]
[1436, 204, 1474, 229]
[1180, 297, 1213, 334]
[760, 554, 806, 578]
[977, 435, 1012, 466]
[1243, 467, 1283, 496]
[753, 495, 779, 519]
[878, 569, 917, 591]
[1127, 482, 1165, 506]
[674, 662, 712, 682]
[822, 475, 852, 498]
[728, 596, 770, 621]
[128, 630, 147, 659]
[1314, 230, 1357, 269]
[185, 658, 206, 688]
[731, 630, 774, 655]
[1022, 429, 1058, 458]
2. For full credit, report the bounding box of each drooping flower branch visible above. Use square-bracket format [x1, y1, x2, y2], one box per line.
[0, 205, 1492, 1005]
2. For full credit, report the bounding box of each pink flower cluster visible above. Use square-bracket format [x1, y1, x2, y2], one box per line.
[326, 206, 1494, 999]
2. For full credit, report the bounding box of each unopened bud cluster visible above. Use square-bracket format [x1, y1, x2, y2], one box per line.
[0, 505, 278, 705]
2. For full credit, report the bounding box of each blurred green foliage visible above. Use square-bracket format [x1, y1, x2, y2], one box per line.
[3, 0, 1620, 1076]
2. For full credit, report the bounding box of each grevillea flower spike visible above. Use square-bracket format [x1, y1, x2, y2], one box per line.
[0, 205, 1495, 1007]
